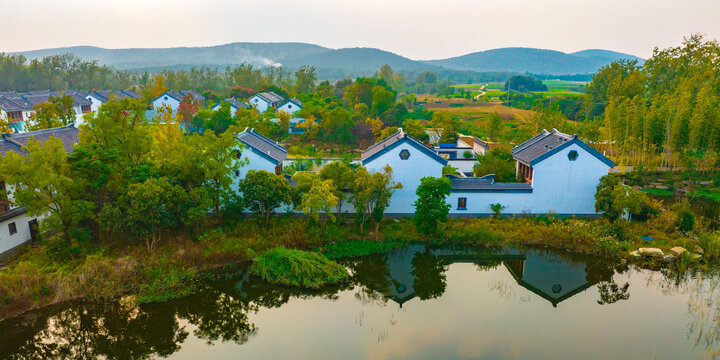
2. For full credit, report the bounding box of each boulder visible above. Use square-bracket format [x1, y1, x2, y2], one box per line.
[638, 248, 664, 258]
[669, 247, 686, 257]
[662, 255, 677, 263]
[689, 253, 703, 261]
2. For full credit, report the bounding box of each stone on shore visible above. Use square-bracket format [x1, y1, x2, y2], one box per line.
[669, 247, 686, 257]
[662, 255, 677, 263]
[638, 248, 664, 258]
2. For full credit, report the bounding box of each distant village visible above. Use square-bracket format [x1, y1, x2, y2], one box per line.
[0, 88, 613, 257]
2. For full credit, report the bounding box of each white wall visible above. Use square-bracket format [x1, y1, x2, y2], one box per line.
[86, 95, 104, 113]
[364, 142, 445, 214]
[448, 191, 534, 215]
[249, 96, 270, 112]
[230, 145, 279, 194]
[529, 143, 609, 215]
[0, 211, 38, 257]
[152, 95, 181, 111]
[447, 159, 476, 174]
[278, 102, 300, 115]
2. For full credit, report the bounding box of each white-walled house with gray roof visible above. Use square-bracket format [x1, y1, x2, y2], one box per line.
[277, 98, 302, 115]
[359, 128, 612, 217]
[248, 92, 284, 113]
[231, 128, 287, 192]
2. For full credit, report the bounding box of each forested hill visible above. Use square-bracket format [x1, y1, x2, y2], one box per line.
[426, 47, 643, 75]
[12, 43, 642, 76]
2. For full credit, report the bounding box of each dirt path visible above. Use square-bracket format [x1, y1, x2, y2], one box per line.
[474, 84, 488, 100]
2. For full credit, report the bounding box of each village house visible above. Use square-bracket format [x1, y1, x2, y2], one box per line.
[211, 98, 246, 115]
[0, 91, 92, 132]
[85, 90, 141, 112]
[0, 125, 79, 257]
[434, 134, 489, 175]
[358, 128, 612, 216]
[151, 90, 205, 111]
[277, 98, 303, 115]
[231, 127, 287, 190]
[248, 92, 284, 113]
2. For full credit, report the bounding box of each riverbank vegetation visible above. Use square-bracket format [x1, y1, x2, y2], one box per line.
[248, 247, 348, 288]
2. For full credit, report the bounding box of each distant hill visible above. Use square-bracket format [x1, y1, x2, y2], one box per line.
[283, 47, 441, 74]
[426, 47, 644, 75]
[12, 43, 643, 76]
[14, 42, 331, 69]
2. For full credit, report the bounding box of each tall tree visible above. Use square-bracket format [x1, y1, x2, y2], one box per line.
[413, 176, 452, 235]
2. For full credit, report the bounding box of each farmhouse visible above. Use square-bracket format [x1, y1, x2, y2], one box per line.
[231, 128, 287, 190]
[0, 125, 79, 257]
[0, 91, 92, 131]
[248, 92, 284, 113]
[86, 90, 141, 112]
[277, 98, 302, 115]
[211, 98, 246, 115]
[151, 90, 205, 111]
[359, 128, 612, 216]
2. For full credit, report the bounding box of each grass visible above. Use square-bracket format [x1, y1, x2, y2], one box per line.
[642, 188, 675, 197]
[248, 247, 348, 288]
[689, 188, 720, 202]
[319, 239, 406, 259]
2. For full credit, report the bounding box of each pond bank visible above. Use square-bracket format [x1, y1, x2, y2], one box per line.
[0, 216, 718, 322]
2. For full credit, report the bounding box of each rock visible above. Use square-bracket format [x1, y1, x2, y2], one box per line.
[393, 219, 400, 223]
[669, 247, 686, 257]
[700, 181, 712, 186]
[693, 246, 704, 255]
[638, 248, 664, 258]
[628, 250, 640, 258]
[662, 255, 677, 263]
[688, 253, 703, 261]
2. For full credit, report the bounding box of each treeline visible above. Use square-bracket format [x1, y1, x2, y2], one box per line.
[585, 34, 720, 169]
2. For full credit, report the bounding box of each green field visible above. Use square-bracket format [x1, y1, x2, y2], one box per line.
[453, 80, 586, 95]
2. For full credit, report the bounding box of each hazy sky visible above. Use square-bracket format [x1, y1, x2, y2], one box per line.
[1, 0, 719, 59]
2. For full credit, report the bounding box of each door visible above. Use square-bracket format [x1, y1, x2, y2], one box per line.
[28, 219, 40, 243]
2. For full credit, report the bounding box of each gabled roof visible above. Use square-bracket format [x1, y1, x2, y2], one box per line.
[512, 129, 614, 167]
[252, 92, 284, 104]
[153, 90, 205, 104]
[279, 98, 302, 108]
[361, 128, 447, 166]
[212, 98, 245, 110]
[0, 90, 91, 112]
[0, 125, 79, 156]
[236, 128, 287, 165]
[459, 134, 488, 150]
[87, 90, 141, 102]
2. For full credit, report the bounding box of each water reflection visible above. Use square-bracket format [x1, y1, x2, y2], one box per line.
[1, 244, 718, 359]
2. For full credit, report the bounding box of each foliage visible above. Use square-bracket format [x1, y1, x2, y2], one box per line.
[300, 179, 339, 224]
[505, 75, 548, 92]
[594, 174, 646, 222]
[673, 199, 695, 232]
[318, 161, 355, 216]
[473, 148, 516, 182]
[242, 170, 292, 227]
[320, 239, 405, 259]
[27, 95, 76, 130]
[413, 176, 452, 234]
[249, 248, 348, 288]
[490, 203, 505, 218]
[351, 166, 402, 233]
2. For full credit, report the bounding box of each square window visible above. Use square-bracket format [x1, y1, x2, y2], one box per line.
[568, 150, 579, 161]
[235, 170, 240, 177]
[8, 222, 17, 235]
[458, 198, 467, 210]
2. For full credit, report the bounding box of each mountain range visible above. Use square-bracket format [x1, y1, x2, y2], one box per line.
[12, 42, 644, 77]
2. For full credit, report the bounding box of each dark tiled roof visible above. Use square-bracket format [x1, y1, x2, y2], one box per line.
[88, 90, 141, 102]
[179, 90, 205, 101]
[237, 128, 287, 165]
[255, 92, 284, 104]
[0, 97, 26, 112]
[512, 129, 575, 165]
[361, 128, 447, 165]
[280, 98, 302, 108]
[0, 125, 79, 156]
[512, 128, 614, 167]
[214, 98, 245, 109]
[449, 175, 533, 192]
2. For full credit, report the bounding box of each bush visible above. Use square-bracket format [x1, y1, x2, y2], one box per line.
[674, 200, 695, 232]
[249, 247, 348, 288]
[321, 240, 405, 259]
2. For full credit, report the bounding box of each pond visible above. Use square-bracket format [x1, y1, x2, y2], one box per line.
[1, 244, 719, 359]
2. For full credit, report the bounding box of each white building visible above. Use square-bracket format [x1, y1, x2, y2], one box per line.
[151, 91, 205, 111]
[86, 90, 141, 113]
[435, 134, 489, 176]
[248, 92, 284, 113]
[277, 98, 302, 115]
[0, 125, 79, 257]
[231, 128, 287, 191]
[0, 91, 92, 131]
[361, 128, 613, 216]
[211, 98, 246, 115]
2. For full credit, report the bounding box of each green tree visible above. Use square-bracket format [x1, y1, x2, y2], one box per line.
[318, 161, 354, 216]
[301, 179, 339, 225]
[351, 166, 402, 233]
[487, 111, 503, 141]
[412, 176, 452, 234]
[594, 174, 645, 222]
[0, 137, 94, 244]
[473, 148, 516, 182]
[242, 170, 292, 227]
[294, 65, 317, 94]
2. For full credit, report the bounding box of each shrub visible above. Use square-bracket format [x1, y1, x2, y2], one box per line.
[674, 199, 695, 232]
[321, 240, 405, 259]
[249, 247, 348, 288]
[490, 203, 505, 218]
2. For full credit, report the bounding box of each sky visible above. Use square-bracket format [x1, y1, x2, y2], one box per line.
[1, 0, 719, 60]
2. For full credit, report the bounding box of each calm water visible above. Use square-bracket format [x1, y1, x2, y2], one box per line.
[2, 244, 720, 359]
